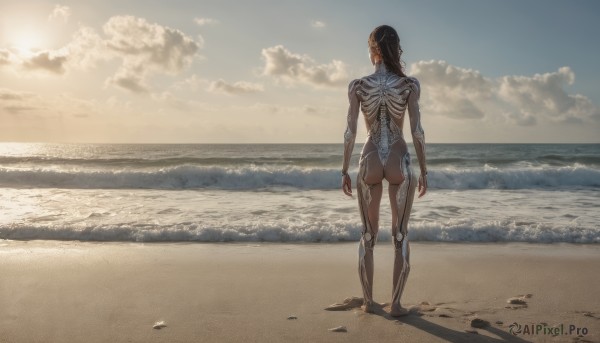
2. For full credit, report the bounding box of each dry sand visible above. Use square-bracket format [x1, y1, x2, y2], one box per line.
[0, 240, 599, 343]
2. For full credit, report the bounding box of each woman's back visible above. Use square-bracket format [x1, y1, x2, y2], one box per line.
[347, 62, 422, 167]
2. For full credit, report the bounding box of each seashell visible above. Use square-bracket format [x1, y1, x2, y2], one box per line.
[328, 326, 347, 332]
[153, 321, 167, 329]
[507, 297, 527, 305]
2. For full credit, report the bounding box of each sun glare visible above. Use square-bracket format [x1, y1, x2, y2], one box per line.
[11, 29, 46, 55]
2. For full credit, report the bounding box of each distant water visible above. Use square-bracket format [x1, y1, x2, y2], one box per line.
[0, 143, 598, 243]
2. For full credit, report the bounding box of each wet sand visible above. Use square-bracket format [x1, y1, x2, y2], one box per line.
[0, 240, 598, 342]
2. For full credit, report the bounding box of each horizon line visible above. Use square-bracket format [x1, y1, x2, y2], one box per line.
[1, 141, 599, 145]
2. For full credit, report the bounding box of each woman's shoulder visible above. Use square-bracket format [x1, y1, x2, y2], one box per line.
[396, 75, 419, 95]
[404, 76, 421, 99]
[347, 78, 363, 93]
[348, 78, 363, 86]
[405, 76, 420, 88]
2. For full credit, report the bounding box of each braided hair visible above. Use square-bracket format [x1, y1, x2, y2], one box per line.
[368, 25, 407, 78]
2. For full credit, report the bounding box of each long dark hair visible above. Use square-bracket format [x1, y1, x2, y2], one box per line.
[369, 25, 407, 78]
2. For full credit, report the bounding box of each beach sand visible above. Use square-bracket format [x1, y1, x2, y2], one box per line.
[0, 240, 598, 343]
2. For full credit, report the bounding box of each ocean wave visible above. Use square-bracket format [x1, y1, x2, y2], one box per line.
[3, 154, 599, 167]
[0, 165, 598, 190]
[0, 156, 338, 167]
[1, 218, 597, 243]
[0, 165, 337, 190]
[424, 156, 600, 166]
[432, 165, 600, 189]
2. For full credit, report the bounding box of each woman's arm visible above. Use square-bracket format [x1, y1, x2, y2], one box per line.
[407, 77, 427, 176]
[342, 79, 361, 175]
[341, 79, 360, 196]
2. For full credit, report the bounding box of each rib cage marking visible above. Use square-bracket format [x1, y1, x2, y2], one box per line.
[356, 69, 415, 165]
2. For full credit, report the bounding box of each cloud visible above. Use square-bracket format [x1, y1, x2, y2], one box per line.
[0, 88, 40, 114]
[170, 74, 209, 91]
[408, 60, 490, 120]
[311, 20, 326, 28]
[196, 35, 205, 48]
[496, 66, 598, 123]
[65, 26, 107, 69]
[194, 17, 219, 26]
[303, 105, 317, 113]
[48, 4, 71, 23]
[100, 15, 200, 93]
[0, 49, 11, 65]
[22, 51, 68, 74]
[1, 87, 102, 120]
[4, 105, 37, 114]
[208, 79, 264, 94]
[1, 15, 200, 89]
[106, 70, 149, 94]
[0, 28, 99, 74]
[151, 91, 196, 111]
[103, 16, 199, 73]
[0, 88, 35, 101]
[410, 60, 599, 125]
[261, 45, 348, 88]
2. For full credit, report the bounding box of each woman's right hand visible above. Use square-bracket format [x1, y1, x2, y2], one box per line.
[342, 174, 353, 196]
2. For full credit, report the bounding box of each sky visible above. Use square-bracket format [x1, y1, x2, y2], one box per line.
[0, 0, 599, 143]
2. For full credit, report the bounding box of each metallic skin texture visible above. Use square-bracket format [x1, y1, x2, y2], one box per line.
[342, 62, 426, 312]
[391, 151, 417, 308]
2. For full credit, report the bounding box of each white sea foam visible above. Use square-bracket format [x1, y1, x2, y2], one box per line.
[0, 164, 598, 190]
[0, 187, 597, 244]
[1, 219, 597, 243]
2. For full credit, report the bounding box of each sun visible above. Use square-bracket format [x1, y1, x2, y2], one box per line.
[11, 29, 46, 55]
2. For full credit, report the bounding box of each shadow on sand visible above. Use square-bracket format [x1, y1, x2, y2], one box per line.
[326, 298, 532, 343]
[379, 305, 530, 343]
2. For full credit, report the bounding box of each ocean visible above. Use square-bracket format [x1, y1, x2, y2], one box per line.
[0, 143, 598, 243]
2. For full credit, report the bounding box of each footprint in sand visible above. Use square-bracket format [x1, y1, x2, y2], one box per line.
[470, 318, 490, 328]
[324, 297, 364, 311]
[575, 311, 598, 319]
[380, 301, 430, 317]
[407, 301, 438, 317]
[417, 301, 437, 312]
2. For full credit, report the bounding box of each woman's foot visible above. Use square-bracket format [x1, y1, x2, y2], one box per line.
[361, 301, 377, 313]
[390, 304, 409, 317]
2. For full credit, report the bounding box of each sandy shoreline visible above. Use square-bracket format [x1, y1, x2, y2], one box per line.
[1, 240, 599, 343]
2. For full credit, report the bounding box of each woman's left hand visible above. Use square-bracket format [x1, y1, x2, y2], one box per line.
[417, 174, 427, 198]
